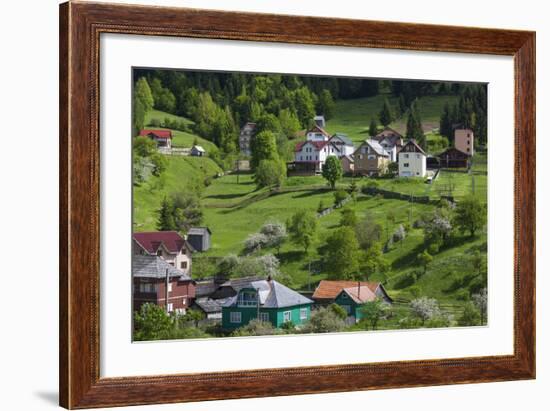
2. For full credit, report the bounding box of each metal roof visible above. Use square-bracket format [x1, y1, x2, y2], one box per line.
[132, 255, 192, 281]
[222, 279, 313, 309]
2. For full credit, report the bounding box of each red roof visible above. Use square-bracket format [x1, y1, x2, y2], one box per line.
[342, 286, 377, 304]
[139, 129, 172, 139]
[312, 280, 380, 300]
[133, 231, 186, 254]
[295, 140, 330, 152]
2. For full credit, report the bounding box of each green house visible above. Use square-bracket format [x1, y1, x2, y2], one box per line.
[221, 279, 313, 330]
[334, 284, 383, 322]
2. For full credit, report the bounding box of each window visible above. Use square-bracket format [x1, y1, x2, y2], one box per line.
[182, 297, 187, 305]
[167, 303, 173, 312]
[230, 311, 241, 323]
[283, 311, 292, 323]
[259, 312, 269, 322]
[368, 155, 376, 160]
[300, 308, 308, 320]
[167, 283, 172, 292]
[156, 249, 162, 256]
[467, 140, 470, 145]
[404, 163, 410, 167]
[139, 282, 156, 293]
[168, 262, 174, 267]
[416, 154, 420, 159]
[405, 154, 409, 158]
[180, 261, 187, 269]
[237, 290, 257, 307]
[341, 293, 348, 299]
[467, 148, 470, 152]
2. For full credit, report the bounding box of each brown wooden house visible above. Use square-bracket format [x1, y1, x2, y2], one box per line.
[438, 147, 470, 168]
[132, 255, 196, 314]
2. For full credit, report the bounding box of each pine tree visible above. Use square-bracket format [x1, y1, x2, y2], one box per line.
[398, 94, 407, 117]
[378, 98, 394, 127]
[368, 118, 378, 137]
[156, 197, 176, 231]
[406, 102, 425, 148]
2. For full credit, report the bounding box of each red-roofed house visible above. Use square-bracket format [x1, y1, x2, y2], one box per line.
[293, 139, 339, 174]
[312, 280, 393, 304]
[139, 129, 172, 148]
[313, 280, 393, 323]
[133, 231, 193, 275]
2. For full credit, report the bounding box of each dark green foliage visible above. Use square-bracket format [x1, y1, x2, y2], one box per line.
[458, 302, 481, 326]
[322, 156, 343, 189]
[454, 195, 486, 237]
[368, 118, 378, 137]
[316, 89, 335, 119]
[378, 97, 395, 127]
[156, 197, 177, 231]
[134, 303, 175, 341]
[133, 137, 157, 157]
[417, 250, 433, 274]
[354, 212, 383, 251]
[250, 130, 278, 170]
[406, 101, 425, 147]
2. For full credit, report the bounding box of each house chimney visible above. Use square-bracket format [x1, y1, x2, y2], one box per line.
[267, 275, 272, 283]
[165, 268, 170, 314]
[357, 281, 361, 298]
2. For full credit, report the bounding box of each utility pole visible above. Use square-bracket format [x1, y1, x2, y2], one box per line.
[165, 268, 170, 314]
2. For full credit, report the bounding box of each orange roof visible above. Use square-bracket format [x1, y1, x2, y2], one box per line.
[312, 280, 379, 300]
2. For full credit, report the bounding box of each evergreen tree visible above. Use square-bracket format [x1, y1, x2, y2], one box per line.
[368, 118, 378, 137]
[321, 156, 343, 189]
[316, 89, 335, 120]
[378, 98, 395, 127]
[398, 93, 407, 117]
[406, 102, 425, 147]
[293, 86, 316, 128]
[156, 197, 177, 231]
[134, 77, 154, 112]
[439, 103, 453, 140]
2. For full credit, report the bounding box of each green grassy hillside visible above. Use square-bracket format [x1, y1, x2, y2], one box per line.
[144, 110, 218, 151]
[133, 97, 487, 328]
[325, 94, 459, 144]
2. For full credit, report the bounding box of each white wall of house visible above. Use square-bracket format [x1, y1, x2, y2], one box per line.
[398, 151, 426, 177]
[306, 131, 329, 141]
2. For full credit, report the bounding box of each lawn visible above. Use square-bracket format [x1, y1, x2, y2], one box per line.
[143, 109, 217, 151]
[325, 94, 460, 144]
[133, 155, 222, 231]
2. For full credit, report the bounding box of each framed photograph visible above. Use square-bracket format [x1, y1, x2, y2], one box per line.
[59, 2, 535, 409]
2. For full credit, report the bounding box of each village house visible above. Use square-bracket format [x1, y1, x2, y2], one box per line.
[330, 133, 355, 157]
[312, 280, 393, 306]
[353, 139, 391, 176]
[132, 255, 195, 314]
[373, 127, 404, 162]
[438, 147, 470, 168]
[139, 129, 172, 148]
[133, 231, 193, 275]
[341, 155, 355, 174]
[398, 139, 427, 178]
[454, 128, 475, 156]
[186, 227, 212, 252]
[190, 145, 205, 157]
[192, 276, 264, 321]
[314, 115, 326, 128]
[293, 140, 339, 174]
[239, 122, 256, 156]
[221, 277, 313, 330]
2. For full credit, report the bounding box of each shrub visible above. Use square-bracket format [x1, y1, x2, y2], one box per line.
[232, 319, 281, 337]
[301, 307, 346, 333]
[329, 303, 348, 320]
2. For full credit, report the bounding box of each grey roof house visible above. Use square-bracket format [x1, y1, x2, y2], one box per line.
[186, 227, 212, 252]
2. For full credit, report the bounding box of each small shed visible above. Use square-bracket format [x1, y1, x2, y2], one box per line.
[438, 147, 470, 168]
[190, 145, 206, 157]
[187, 227, 212, 252]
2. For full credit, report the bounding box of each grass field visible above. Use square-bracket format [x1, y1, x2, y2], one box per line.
[143, 110, 218, 151]
[325, 94, 460, 144]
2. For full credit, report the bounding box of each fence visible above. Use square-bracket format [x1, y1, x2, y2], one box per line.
[316, 195, 352, 218]
[362, 187, 431, 204]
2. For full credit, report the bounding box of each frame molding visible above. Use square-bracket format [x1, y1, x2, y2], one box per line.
[59, 1, 535, 408]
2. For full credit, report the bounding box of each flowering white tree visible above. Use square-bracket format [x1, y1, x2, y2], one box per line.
[410, 297, 441, 325]
[472, 288, 488, 323]
[244, 232, 268, 254]
[260, 221, 287, 253]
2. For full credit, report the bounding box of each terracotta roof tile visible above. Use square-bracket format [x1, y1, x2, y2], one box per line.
[312, 280, 380, 300]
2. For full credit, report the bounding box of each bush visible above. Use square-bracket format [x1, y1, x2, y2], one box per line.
[232, 319, 281, 337]
[333, 189, 348, 207]
[301, 307, 346, 333]
[329, 303, 348, 320]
